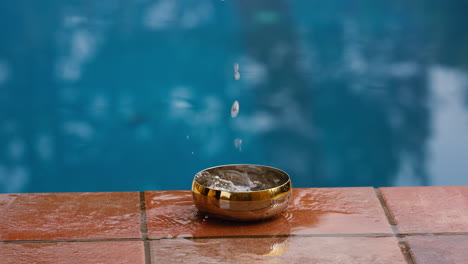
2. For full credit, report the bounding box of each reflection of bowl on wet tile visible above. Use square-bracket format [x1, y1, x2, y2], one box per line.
[191, 236, 290, 257]
[192, 164, 292, 221]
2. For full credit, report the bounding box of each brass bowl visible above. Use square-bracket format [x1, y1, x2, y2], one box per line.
[192, 164, 292, 221]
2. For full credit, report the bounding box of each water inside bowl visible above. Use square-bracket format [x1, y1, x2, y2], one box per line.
[195, 165, 288, 192]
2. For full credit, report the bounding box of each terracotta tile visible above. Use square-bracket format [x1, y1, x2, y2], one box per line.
[406, 235, 468, 264]
[145, 188, 392, 238]
[151, 237, 406, 264]
[0, 241, 145, 264]
[380, 186, 468, 233]
[0, 192, 141, 241]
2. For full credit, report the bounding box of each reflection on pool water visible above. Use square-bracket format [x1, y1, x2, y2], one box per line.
[0, 0, 468, 193]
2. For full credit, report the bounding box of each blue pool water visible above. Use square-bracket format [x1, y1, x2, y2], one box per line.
[1, 0, 468, 193]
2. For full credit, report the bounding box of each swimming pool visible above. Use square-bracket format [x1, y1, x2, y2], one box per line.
[1, 0, 468, 193]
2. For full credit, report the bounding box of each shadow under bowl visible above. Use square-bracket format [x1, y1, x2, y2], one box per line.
[192, 164, 292, 222]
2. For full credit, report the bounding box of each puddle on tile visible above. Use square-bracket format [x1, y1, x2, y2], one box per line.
[145, 188, 392, 238]
[151, 237, 405, 264]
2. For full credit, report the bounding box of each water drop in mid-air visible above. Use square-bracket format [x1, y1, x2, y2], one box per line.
[234, 138, 242, 151]
[231, 100, 239, 118]
[234, 63, 240, 80]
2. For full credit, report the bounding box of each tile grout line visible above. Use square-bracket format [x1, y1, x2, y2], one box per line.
[139, 192, 152, 264]
[0, 234, 393, 244]
[4, 231, 468, 244]
[375, 189, 414, 264]
[398, 232, 468, 236]
[0, 233, 403, 244]
[156, 233, 395, 240]
[374, 189, 397, 228]
[2, 238, 144, 244]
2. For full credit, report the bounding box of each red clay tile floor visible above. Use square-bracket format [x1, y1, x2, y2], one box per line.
[1, 186, 468, 263]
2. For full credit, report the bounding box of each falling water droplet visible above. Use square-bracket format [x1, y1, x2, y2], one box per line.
[186, 135, 190, 140]
[231, 100, 239, 118]
[234, 138, 242, 151]
[191, 152, 194, 155]
[233, 63, 240, 80]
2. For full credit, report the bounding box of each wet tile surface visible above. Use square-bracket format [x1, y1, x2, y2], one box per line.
[0, 192, 142, 240]
[380, 186, 468, 233]
[150, 237, 406, 264]
[3, 187, 467, 263]
[145, 188, 392, 238]
[406, 235, 468, 264]
[0, 241, 145, 264]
